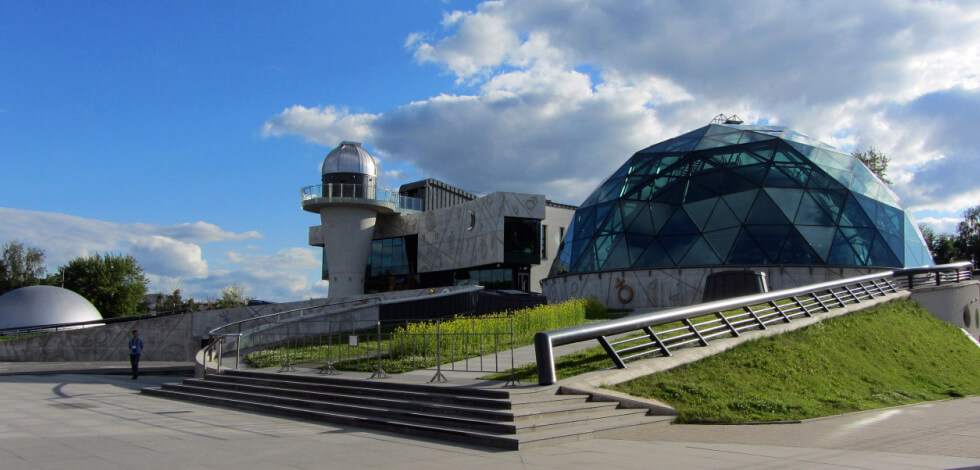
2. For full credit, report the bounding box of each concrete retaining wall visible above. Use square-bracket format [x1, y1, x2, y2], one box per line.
[910, 280, 980, 341]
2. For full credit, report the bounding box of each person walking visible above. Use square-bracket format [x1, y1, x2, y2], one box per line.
[128, 329, 144, 379]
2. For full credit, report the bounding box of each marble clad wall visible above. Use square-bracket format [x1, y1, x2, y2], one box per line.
[542, 266, 886, 310]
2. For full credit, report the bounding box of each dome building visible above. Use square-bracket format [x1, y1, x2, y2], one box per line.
[0, 285, 103, 330]
[542, 122, 934, 309]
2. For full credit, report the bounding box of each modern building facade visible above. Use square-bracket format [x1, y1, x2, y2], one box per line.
[303, 142, 575, 298]
[542, 122, 934, 309]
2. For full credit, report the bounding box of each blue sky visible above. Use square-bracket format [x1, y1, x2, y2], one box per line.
[2, 1, 978, 301]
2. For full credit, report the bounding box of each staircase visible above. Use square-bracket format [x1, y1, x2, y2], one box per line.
[141, 370, 672, 450]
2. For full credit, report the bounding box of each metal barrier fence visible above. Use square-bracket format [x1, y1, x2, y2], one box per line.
[533, 262, 974, 385]
[299, 183, 423, 211]
[208, 315, 519, 385]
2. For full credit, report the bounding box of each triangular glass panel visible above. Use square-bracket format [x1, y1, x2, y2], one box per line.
[728, 229, 769, 264]
[680, 237, 721, 266]
[695, 137, 734, 151]
[905, 239, 932, 267]
[763, 164, 803, 188]
[773, 149, 806, 164]
[684, 198, 719, 230]
[746, 225, 791, 262]
[734, 152, 768, 166]
[625, 232, 656, 265]
[838, 194, 875, 228]
[596, 202, 624, 234]
[704, 227, 740, 261]
[627, 203, 657, 234]
[572, 240, 598, 272]
[822, 166, 854, 188]
[619, 200, 645, 228]
[810, 189, 848, 224]
[653, 180, 687, 204]
[746, 191, 790, 225]
[707, 152, 737, 167]
[839, 227, 875, 265]
[853, 193, 881, 226]
[649, 203, 675, 233]
[738, 131, 776, 144]
[661, 209, 699, 235]
[826, 229, 862, 265]
[797, 225, 836, 261]
[849, 164, 879, 200]
[732, 164, 769, 185]
[704, 199, 741, 231]
[794, 191, 835, 226]
[593, 234, 617, 268]
[717, 170, 756, 195]
[635, 238, 672, 268]
[723, 189, 759, 222]
[806, 168, 845, 190]
[572, 206, 596, 239]
[764, 187, 805, 221]
[703, 124, 741, 139]
[876, 201, 903, 238]
[749, 144, 776, 162]
[638, 126, 709, 154]
[684, 180, 718, 203]
[777, 228, 821, 264]
[868, 233, 902, 267]
[597, 177, 626, 203]
[690, 171, 725, 195]
[904, 215, 928, 244]
[659, 234, 697, 265]
[786, 141, 818, 161]
[593, 201, 616, 231]
[600, 234, 631, 270]
[877, 184, 902, 207]
[579, 188, 601, 208]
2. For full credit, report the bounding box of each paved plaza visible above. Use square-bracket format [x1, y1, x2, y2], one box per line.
[0, 369, 977, 469]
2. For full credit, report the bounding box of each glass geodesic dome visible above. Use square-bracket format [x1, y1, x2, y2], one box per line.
[550, 124, 934, 275]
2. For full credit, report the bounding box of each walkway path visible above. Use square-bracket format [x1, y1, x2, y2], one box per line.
[0, 371, 976, 469]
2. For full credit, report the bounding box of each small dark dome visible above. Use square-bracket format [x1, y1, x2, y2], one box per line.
[321, 141, 378, 176]
[0, 285, 102, 329]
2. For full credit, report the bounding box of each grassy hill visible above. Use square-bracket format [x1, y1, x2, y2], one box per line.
[611, 299, 980, 423]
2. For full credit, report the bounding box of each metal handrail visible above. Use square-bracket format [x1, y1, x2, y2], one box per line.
[300, 183, 423, 211]
[533, 262, 973, 385]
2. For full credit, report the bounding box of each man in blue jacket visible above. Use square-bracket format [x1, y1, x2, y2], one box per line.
[128, 329, 144, 379]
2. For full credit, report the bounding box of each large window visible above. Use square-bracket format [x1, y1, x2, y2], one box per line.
[541, 224, 548, 260]
[504, 217, 541, 265]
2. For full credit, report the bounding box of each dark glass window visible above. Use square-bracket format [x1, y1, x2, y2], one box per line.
[504, 217, 541, 265]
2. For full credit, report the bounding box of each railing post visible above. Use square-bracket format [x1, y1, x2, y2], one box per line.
[369, 321, 388, 379]
[429, 319, 448, 383]
[236, 324, 241, 370]
[535, 332, 557, 386]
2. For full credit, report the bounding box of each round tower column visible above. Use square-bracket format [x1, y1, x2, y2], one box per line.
[318, 206, 377, 298]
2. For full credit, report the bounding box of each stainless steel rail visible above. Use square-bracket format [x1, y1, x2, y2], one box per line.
[533, 262, 973, 385]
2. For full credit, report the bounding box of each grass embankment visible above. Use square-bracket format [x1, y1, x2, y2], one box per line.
[487, 299, 980, 424]
[244, 298, 608, 373]
[614, 299, 980, 423]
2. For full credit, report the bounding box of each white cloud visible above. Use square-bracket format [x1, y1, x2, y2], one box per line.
[0, 208, 323, 301]
[263, 0, 980, 214]
[917, 217, 962, 235]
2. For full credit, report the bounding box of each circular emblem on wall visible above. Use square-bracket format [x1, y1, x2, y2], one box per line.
[615, 277, 633, 304]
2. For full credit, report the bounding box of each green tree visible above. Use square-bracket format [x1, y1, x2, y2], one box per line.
[157, 289, 197, 312]
[852, 146, 891, 185]
[919, 224, 958, 264]
[956, 205, 980, 265]
[55, 253, 149, 318]
[0, 241, 47, 294]
[214, 284, 250, 309]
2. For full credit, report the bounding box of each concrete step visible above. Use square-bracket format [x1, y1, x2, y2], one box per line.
[159, 383, 516, 434]
[222, 369, 511, 399]
[142, 371, 675, 450]
[193, 376, 514, 412]
[142, 387, 520, 450]
[517, 414, 674, 449]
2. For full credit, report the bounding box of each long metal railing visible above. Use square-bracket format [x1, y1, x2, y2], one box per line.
[533, 262, 974, 385]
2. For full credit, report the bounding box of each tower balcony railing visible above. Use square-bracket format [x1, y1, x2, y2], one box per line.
[300, 183, 423, 212]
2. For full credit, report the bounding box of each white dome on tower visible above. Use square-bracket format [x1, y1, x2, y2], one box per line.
[321, 141, 378, 176]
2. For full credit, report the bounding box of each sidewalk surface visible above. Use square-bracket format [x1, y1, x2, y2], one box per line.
[0, 363, 977, 469]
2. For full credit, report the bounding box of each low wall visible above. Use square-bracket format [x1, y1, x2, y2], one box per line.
[0, 285, 479, 362]
[910, 280, 980, 341]
[541, 266, 886, 310]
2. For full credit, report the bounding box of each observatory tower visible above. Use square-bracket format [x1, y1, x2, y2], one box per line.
[300, 142, 420, 298]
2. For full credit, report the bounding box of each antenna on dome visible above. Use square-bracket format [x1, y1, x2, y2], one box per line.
[711, 113, 743, 125]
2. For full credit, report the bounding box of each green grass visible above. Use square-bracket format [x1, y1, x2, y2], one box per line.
[244, 298, 607, 372]
[611, 299, 980, 423]
[0, 332, 43, 342]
